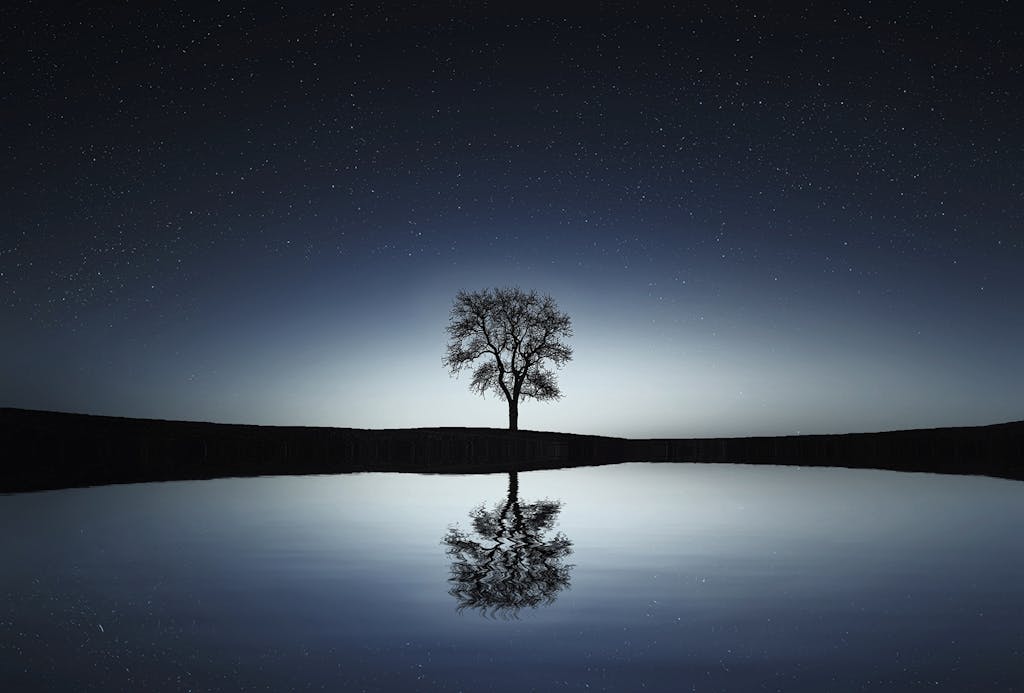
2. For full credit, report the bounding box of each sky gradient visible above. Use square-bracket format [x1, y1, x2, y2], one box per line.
[2, 4, 1021, 437]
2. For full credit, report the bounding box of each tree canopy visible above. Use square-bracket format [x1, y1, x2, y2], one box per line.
[443, 472, 574, 618]
[443, 287, 573, 430]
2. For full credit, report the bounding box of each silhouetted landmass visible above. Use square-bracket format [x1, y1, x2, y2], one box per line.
[1, 407, 1021, 492]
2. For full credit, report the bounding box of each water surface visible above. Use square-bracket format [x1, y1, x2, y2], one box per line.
[1, 463, 1021, 691]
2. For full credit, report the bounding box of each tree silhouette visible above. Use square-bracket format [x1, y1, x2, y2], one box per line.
[442, 471, 574, 618]
[443, 287, 573, 431]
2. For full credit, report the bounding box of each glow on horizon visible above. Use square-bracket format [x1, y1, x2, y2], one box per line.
[5, 263, 1016, 439]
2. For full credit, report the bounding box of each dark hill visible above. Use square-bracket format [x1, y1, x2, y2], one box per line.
[1, 408, 1021, 492]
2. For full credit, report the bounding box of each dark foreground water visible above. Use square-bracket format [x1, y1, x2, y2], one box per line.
[1, 463, 1021, 692]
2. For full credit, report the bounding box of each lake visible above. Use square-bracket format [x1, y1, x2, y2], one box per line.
[1, 463, 1021, 691]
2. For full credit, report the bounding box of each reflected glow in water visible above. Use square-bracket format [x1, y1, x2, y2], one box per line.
[1, 463, 1022, 691]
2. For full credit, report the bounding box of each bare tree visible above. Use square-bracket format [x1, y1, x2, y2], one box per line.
[443, 287, 573, 431]
[443, 471, 574, 618]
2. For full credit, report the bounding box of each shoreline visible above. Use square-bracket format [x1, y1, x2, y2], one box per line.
[2, 407, 1022, 492]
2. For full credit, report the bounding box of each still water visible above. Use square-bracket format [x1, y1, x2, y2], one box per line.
[1, 463, 1021, 692]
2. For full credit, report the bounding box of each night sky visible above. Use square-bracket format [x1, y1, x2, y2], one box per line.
[2, 4, 1021, 438]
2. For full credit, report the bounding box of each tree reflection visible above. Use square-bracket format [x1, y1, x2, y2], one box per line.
[443, 471, 574, 618]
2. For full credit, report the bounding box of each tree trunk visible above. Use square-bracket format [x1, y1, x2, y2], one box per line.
[507, 471, 522, 529]
[499, 471, 518, 523]
[508, 400, 518, 431]
[506, 471, 519, 506]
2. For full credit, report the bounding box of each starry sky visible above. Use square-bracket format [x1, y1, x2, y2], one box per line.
[2, 4, 1021, 438]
